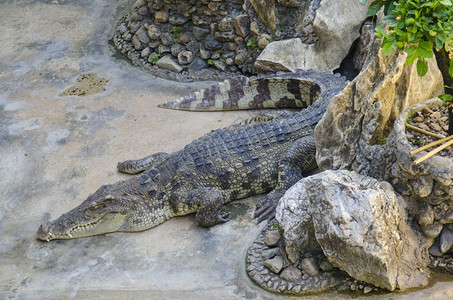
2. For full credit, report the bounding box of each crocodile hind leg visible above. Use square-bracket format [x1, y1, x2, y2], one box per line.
[254, 134, 317, 222]
[117, 152, 169, 174]
[171, 187, 229, 227]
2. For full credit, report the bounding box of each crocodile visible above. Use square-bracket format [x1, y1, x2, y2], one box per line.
[36, 70, 347, 241]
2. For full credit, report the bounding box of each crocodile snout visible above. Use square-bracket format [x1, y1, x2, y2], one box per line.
[36, 222, 53, 242]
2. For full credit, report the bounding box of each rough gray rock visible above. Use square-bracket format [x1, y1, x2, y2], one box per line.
[384, 98, 453, 248]
[280, 266, 301, 281]
[300, 258, 318, 276]
[264, 256, 284, 274]
[249, 0, 276, 30]
[233, 14, 250, 38]
[276, 170, 430, 291]
[255, 0, 370, 73]
[177, 50, 195, 65]
[264, 230, 280, 247]
[156, 55, 182, 72]
[315, 39, 444, 177]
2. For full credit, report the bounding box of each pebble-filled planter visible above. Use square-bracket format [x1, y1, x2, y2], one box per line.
[112, 0, 320, 81]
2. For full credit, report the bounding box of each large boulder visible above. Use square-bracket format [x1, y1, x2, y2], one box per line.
[314, 30, 444, 177]
[255, 0, 370, 73]
[276, 170, 430, 291]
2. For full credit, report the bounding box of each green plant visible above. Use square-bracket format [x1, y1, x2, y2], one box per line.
[378, 137, 388, 145]
[207, 59, 214, 66]
[247, 38, 257, 51]
[361, 0, 453, 135]
[170, 26, 181, 42]
[131, 17, 139, 23]
[150, 53, 160, 65]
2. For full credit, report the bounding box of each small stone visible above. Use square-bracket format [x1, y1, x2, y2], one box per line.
[262, 248, 280, 260]
[138, 5, 148, 15]
[132, 35, 143, 50]
[264, 230, 280, 247]
[178, 50, 195, 65]
[193, 26, 210, 41]
[204, 36, 222, 50]
[300, 258, 319, 276]
[141, 47, 151, 58]
[225, 58, 234, 65]
[156, 55, 182, 72]
[264, 256, 284, 274]
[429, 242, 443, 257]
[214, 31, 235, 42]
[235, 51, 247, 65]
[158, 44, 171, 54]
[418, 123, 430, 132]
[199, 49, 211, 60]
[119, 23, 128, 34]
[429, 122, 442, 132]
[155, 11, 169, 23]
[319, 260, 334, 271]
[218, 17, 234, 32]
[187, 57, 207, 71]
[431, 111, 442, 120]
[169, 14, 188, 25]
[250, 21, 259, 36]
[418, 204, 434, 227]
[208, 2, 220, 12]
[233, 14, 250, 38]
[171, 43, 185, 57]
[149, 40, 161, 48]
[225, 42, 237, 52]
[413, 116, 424, 123]
[279, 266, 302, 281]
[186, 41, 199, 54]
[257, 34, 271, 49]
[212, 60, 226, 71]
[423, 222, 443, 238]
[211, 52, 220, 60]
[135, 26, 150, 44]
[423, 107, 434, 114]
[178, 32, 194, 44]
[160, 33, 173, 46]
[147, 25, 161, 40]
[440, 226, 453, 253]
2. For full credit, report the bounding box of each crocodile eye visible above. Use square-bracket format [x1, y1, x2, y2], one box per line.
[89, 203, 106, 210]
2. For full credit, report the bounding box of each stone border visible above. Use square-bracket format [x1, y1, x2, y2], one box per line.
[245, 221, 381, 295]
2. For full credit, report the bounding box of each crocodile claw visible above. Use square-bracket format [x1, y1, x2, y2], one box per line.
[254, 189, 285, 222]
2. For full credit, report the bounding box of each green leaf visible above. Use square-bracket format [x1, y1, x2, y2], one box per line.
[440, 0, 452, 5]
[367, 1, 383, 17]
[449, 57, 453, 78]
[359, 0, 367, 5]
[439, 94, 453, 102]
[416, 58, 428, 77]
[382, 41, 396, 56]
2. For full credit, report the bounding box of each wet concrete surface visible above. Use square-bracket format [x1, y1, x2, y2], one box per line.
[1, 0, 452, 299]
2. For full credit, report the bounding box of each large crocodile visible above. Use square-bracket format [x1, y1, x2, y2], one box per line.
[36, 70, 347, 241]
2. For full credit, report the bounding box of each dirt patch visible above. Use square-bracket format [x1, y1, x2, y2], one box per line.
[406, 104, 452, 157]
[59, 73, 108, 96]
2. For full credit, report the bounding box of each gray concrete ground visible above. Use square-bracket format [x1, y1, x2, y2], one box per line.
[0, 0, 452, 299]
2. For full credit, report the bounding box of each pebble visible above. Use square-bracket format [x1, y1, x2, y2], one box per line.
[440, 226, 453, 253]
[300, 258, 319, 276]
[264, 230, 280, 247]
[280, 266, 302, 281]
[319, 260, 334, 271]
[264, 256, 284, 274]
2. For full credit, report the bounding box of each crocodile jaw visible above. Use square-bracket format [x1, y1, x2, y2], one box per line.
[36, 213, 128, 241]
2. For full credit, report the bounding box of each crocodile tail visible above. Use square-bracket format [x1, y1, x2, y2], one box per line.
[158, 69, 346, 111]
[157, 76, 249, 111]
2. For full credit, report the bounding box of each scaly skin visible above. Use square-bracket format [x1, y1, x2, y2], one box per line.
[37, 70, 347, 241]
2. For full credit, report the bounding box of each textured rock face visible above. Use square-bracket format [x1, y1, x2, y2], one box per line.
[276, 170, 430, 291]
[314, 29, 444, 176]
[385, 98, 453, 254]
[255, 0, 370, 73]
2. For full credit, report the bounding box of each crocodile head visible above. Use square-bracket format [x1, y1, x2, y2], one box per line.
[37, 181, 144, 241]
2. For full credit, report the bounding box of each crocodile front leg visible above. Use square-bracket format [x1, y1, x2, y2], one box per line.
[255, 134, 317, 222]
[171, 187, 230, 227]
[117, 152, 169, 174]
